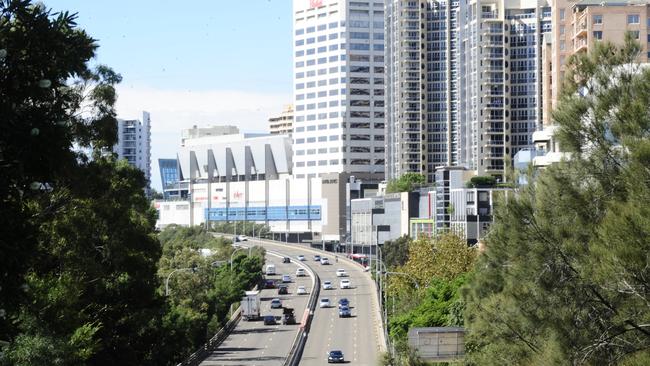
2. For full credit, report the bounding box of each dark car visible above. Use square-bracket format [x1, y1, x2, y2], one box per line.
[327, 350, 345, 363]
[263, 315, 276, 325]
[264, 279, 276, 289]
[338, 298, 349, 309]
[338, 306, 351, 318]
[282, 307, 296, 325]
[278, 285, 289, 295]
[282, 257, 291, 263]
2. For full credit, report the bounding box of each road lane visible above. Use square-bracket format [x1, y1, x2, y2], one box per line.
[199, 251, 313, 366]
[248, 239, 384, 366]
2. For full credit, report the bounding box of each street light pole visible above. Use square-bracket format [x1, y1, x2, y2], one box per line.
[230, 247, 246, 271]
[165, 267, 193, 296]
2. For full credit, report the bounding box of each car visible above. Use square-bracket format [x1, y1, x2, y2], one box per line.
[322, 280, 333, 290]
[278, 285, 288, 295]
[340, 279, 351, 289]
[327, 350, 345, 363]
[237, 235, 248, 241]
[336, 269, 347, 277]
[338, 306, 351, 318]
[337, 298, 349, 309]
[263, 315, 276, 325]
[313, 255, 321, 261]
[320, 257, 330, 265]
[297, 255, 306, 261]
[282, 257, 291, 263]
[282, 308, 296, 325]
[319, 298, 331, 308]
[264, 279, 276, 289]
[270, 298, 282, 309]
[282, 274, 292, 283]
[295, 268, 306, 277]
[297, 286, 307, 295]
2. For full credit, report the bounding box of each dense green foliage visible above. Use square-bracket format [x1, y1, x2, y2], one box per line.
[463, 35, 650, 365]
[0, 1, 169, 364]
[384, 234, 476, 365]
[382, 235, 412, 269]
[466, 175, 497, 188]
[386, 173, 427, 193]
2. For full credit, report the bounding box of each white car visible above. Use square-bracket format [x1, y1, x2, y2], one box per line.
[296, 268, 306, 277]
[270, 298, 282, 308]
[237, 235, 248, 241]
[297, 255, 305, 261]
[297, 286, 307, 295]
[336, 269, 347, 277]
[282, 275, 292, 283]
[322, 280, 333, 290]
[320, 257, 330, 265]
[340, 279, 351, 289]
[319, 298, 331, 308]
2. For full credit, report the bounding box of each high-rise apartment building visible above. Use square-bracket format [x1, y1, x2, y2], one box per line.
[269, 104, 295, 136]
[386, 0, 550, 182]
[292, 0, 386, 181]
[113, 111, 151, 184]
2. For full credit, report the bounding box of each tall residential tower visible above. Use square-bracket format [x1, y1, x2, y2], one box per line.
[113, 111, 152, 184]
[292, 0, 386, 181]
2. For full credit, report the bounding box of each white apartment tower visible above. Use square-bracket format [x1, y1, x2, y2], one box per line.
[386, 0, 549, 182]
[292, 0, 386, 181]
[113, 111, 152, 184]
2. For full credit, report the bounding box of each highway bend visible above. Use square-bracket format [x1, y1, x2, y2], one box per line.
[252, 239, 383, 366]
[199, 251, 311, 366]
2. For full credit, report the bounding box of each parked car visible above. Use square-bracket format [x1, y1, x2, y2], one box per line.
[336, 269, 347, 277]
[319, 298, 331, 308]
[320, 257, 330, 265]
[295, 268, 306, 277]
[340, 279, 351, 289]
[297, 286, 307, 295]
[337, 298, 349, 309]
[263, 315, 276, 325]
[270, 298, 282, 309]
[297, 255, 306, 261]
[282, 257, 291, 263]
[278, 285, 288, 295]
[282, 274, 292, 283]
[338, 306, 351, 318]
[327, 350, 345, 363]
[322, 280, 333, 290]
[313, 255, 321, 261]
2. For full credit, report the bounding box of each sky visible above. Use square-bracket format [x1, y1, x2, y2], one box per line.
[43, 0, 293, 190]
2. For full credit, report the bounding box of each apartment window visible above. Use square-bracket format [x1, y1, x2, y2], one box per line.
[296, 162, 305, 167]
[631, 30, 640, 40]
[559, 40, 565, 51]
[307, 161, 316, 167]
[330, 159, 339, 165]
[592, 15, 603, 25]
[318, 160, 327, 166]
[318, 136, 327, 142]
[628, 14, 640, 24]
[330, 147, 339, 153]
[559, 9, 565, 21]
[559, 26, 565, 35]
[329, 135, 339, 141]
[593, 31, 603, 40]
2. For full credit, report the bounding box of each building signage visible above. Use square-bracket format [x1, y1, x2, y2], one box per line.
[310, 0, 323, 8]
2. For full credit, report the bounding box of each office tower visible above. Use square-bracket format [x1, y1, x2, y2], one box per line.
[292, 0, 385, 181]
[269, 104, 295, 136]
[386, 0, 550, 182]
[113, 111, 151, 184]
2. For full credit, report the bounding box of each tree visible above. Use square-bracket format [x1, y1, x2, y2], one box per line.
[386, 173, 426, 193]
[463, 35, 650, 365]
[382, 235, 411, 269]
[466, 175, 497, 188]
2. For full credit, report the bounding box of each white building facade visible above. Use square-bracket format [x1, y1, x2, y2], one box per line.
[113, 111, 151, 183]
[292, 0, 386, 182]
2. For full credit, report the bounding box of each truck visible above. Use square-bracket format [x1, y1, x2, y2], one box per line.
[282, 307, 296, 325]
[241, 290, 261, 321]
[265, 264, 276, 275]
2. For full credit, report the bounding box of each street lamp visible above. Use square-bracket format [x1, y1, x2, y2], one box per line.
[230, 246, 248, 271]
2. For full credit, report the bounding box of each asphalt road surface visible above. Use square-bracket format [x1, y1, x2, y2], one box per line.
[250, 239, 384, 366]
[199, 251, 313, 366]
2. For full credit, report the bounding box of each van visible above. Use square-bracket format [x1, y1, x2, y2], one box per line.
[265, 264, 276, 275]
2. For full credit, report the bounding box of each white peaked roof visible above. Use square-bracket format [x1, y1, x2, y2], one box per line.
[177, 133, 292, 179]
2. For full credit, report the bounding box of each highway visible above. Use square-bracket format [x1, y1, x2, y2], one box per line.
[250, 239, 384, 366]
[199, 251, 313, 366]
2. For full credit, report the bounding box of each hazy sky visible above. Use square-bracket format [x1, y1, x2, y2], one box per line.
[43, 0, 293, 190]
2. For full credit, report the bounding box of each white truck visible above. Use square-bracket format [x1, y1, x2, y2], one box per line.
[241, 290, 261, 321]
[265, 264, 276, 275]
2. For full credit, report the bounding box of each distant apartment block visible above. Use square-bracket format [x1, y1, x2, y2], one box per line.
[386, 0, 550, 182]
[269, 104, 295, 136]
[181, 125, 239, 146]
[292, 0, 386, 181]
[113, 111, 151, 184]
